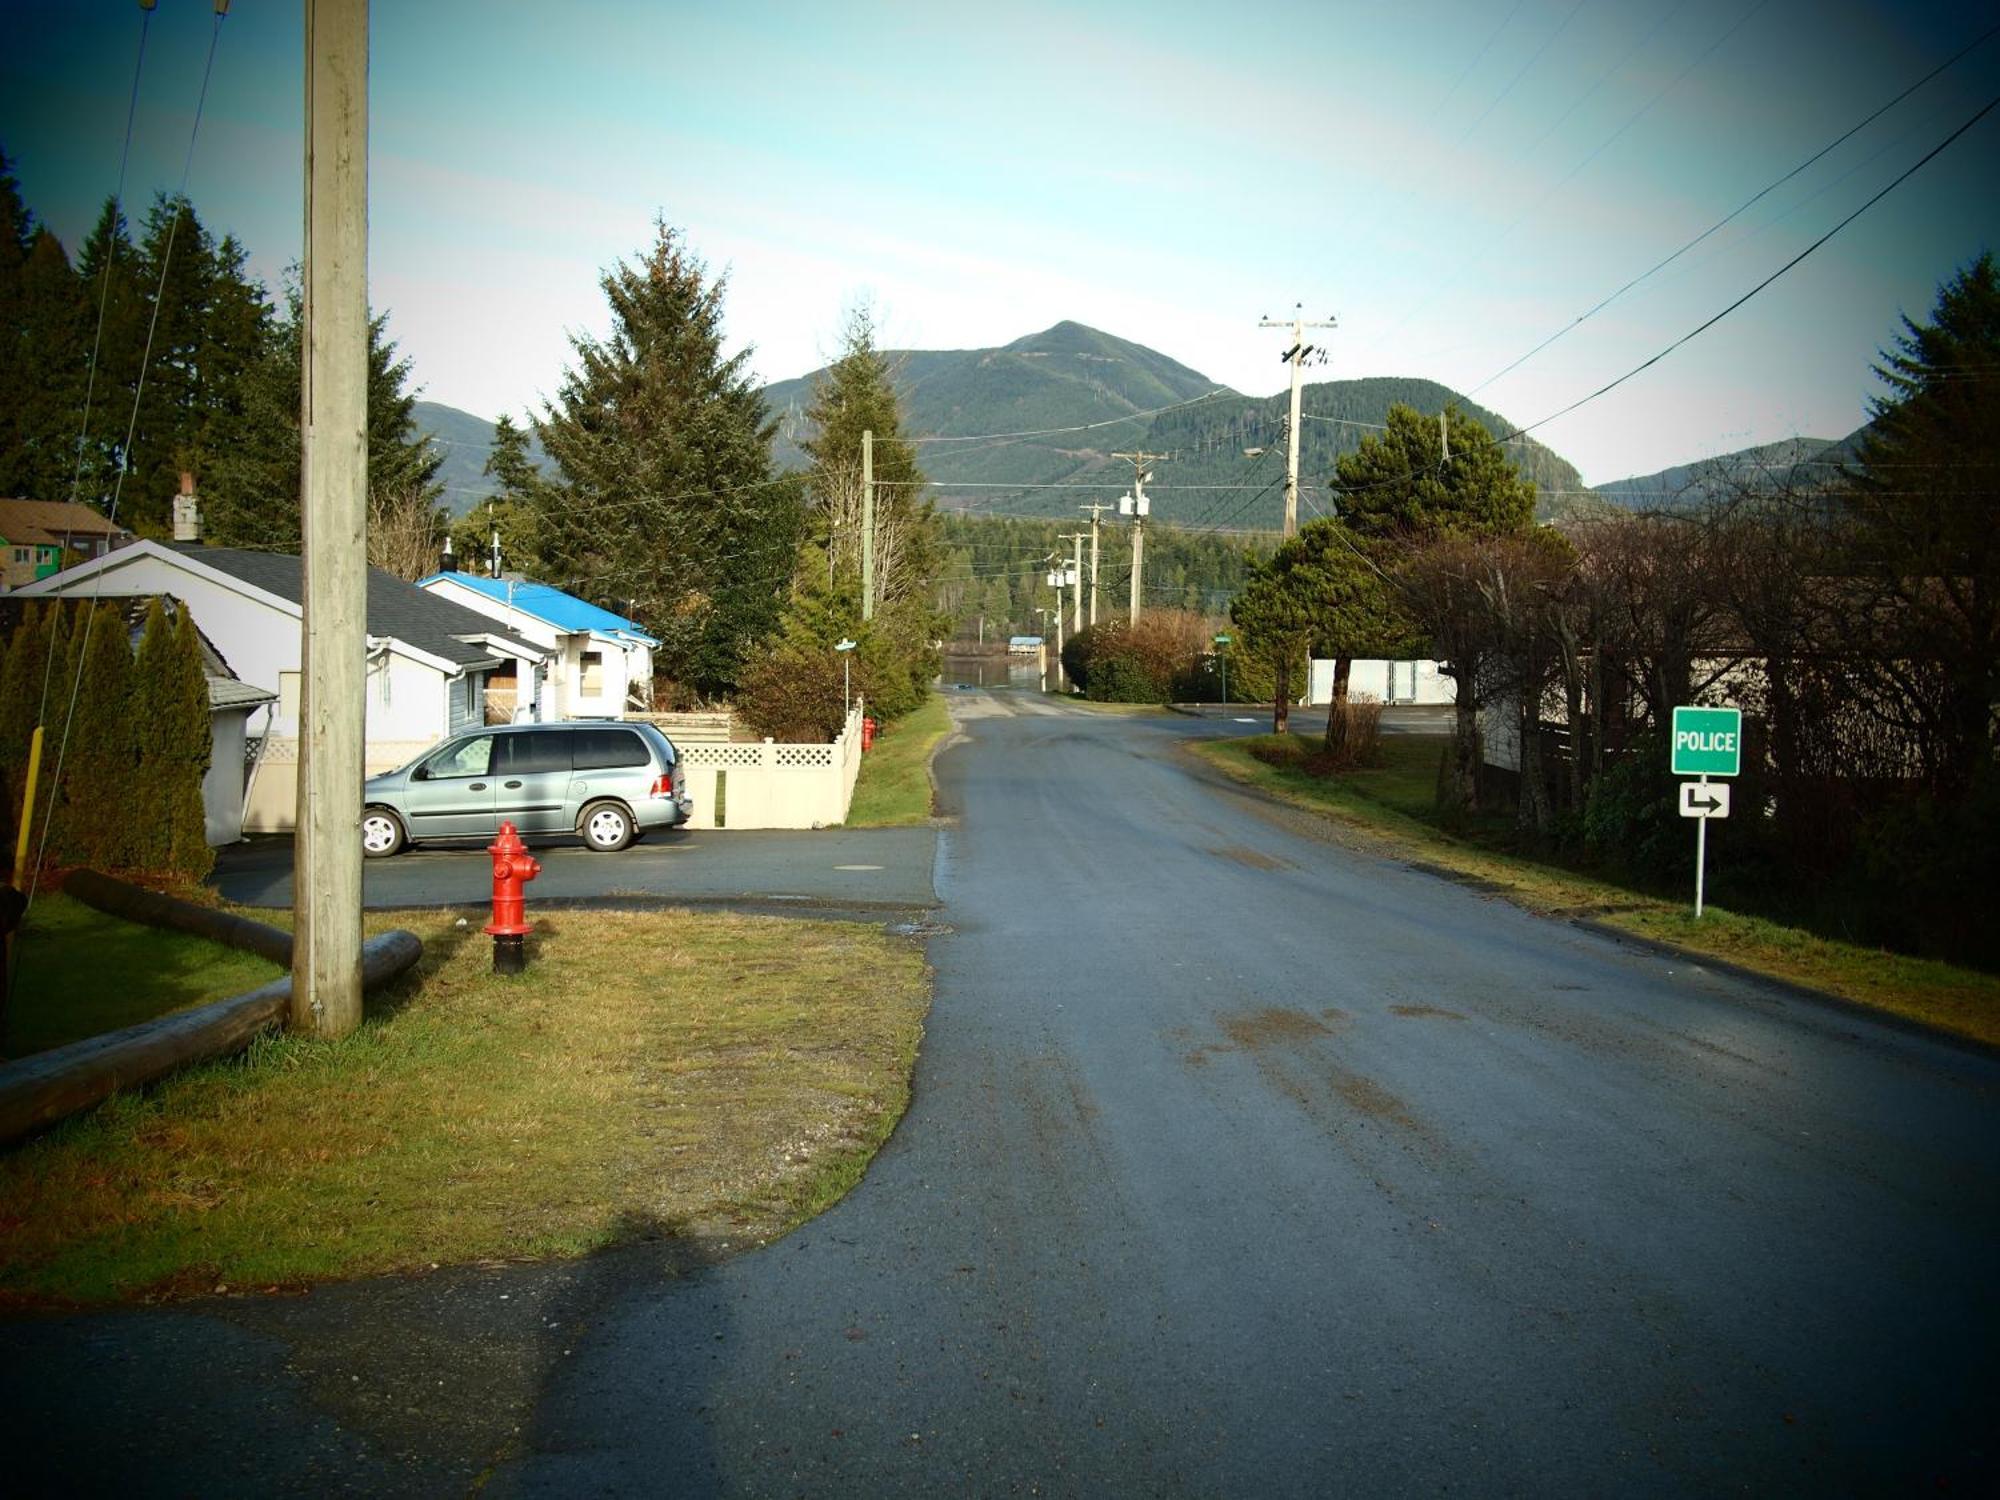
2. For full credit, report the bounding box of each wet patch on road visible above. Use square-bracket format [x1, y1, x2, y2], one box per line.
[1183, 1006, 1430, 1143]
[1390, 1003, 1467, 1021]
[1206, 844, 1297, 872]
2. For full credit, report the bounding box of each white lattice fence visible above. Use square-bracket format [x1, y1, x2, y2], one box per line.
[677, 703, 864, 829]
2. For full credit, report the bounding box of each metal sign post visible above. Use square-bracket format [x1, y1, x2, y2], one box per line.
[1214, 633, 1231, 705]
[1672, 707, 1741, 918]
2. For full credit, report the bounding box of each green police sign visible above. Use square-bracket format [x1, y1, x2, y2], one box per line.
[1671, 706, 1742, 777]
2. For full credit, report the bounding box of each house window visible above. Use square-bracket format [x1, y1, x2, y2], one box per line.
[579, 650, 604, 696]
[10, 547, 27, 564]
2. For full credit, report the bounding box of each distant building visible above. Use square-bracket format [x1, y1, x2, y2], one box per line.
[1008, 635, 1044, 655]
[0, 499, 134, 590]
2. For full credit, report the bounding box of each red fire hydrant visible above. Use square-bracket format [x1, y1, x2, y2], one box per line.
[485, 820, 540, 974]
[862, 716, 877, 752]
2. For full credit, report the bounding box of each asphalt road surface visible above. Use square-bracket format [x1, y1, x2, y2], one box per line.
[6, 687, 1996, 1495]
[208, 825, 937, 914]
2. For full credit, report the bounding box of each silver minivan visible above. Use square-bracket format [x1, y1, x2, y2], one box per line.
[361, 720, 692, 856]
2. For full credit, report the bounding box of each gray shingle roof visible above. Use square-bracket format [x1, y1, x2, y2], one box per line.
[178, 547, 540, 668]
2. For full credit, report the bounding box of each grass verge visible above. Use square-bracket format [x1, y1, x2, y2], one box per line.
[846, 691, 951, 826]
[0, 905, 929, 1304]
[1191, 734, 2000, 1048]
[4, 893, 285, 1057]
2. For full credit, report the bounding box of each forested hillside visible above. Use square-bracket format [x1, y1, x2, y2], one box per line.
[766, 327, 1582, 527]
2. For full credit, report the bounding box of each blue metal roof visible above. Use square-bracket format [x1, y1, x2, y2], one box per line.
[419, 573, 660, 646]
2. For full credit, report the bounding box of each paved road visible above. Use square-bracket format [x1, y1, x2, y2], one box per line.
[6, 686, 1997, 1494]
[209, 825, 937, 913]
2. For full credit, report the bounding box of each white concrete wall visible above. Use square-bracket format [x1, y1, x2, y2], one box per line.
[1305, 658, 1457, 707]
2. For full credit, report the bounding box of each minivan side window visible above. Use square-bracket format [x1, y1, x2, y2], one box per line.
[572, 728, 650, 770]
[427, 735, 493, 778]
[496, 731, 570, 774]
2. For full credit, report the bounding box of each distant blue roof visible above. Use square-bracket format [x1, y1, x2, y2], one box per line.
[419, 573, 660, 647]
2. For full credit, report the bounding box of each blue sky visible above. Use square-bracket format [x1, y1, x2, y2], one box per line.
[4, 0, 1996, 484]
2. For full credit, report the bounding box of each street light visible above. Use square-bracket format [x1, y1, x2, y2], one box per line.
[834, 637, 857, 718]
[1214, 633, 1232, 706]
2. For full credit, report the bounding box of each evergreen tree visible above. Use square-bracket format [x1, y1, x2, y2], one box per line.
[1333, 403, 1537, 541]
[6, 229, 87, 503]
[48, 603, 135, 870]
[1845, 252, 2000, 797]
[533, 220, 802, 699]
[131, 600, 212, 878]
[204, 275, 442, 551]
[68, 200, 148, 508]
[113, 195, 273, 535]
[448, 414, 544, 573]
[781, 304, 942, 717]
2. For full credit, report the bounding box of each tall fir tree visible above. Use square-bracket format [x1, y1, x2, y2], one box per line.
[533, 219, 802, 699]
[787, 304, 942, 718]
[203, 275, 442, 551]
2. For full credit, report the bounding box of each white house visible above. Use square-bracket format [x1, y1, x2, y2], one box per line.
[18, 542, 545, 832]
[416, 570, 658, 720]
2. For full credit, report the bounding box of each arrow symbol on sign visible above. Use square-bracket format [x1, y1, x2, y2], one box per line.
[1688, 793, 1723, 814]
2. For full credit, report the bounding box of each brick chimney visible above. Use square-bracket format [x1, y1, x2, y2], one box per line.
[171, 471, 201, 543]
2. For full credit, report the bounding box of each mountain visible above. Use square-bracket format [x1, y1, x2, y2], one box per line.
[412, 400, 553, 518]
[764, 324, 1584, 529]
[1590, 427, 1870, 511]
[420, 323, 1591, 531]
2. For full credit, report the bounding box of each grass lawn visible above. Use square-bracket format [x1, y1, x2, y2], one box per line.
[1192, 734, 2000, 1049]
[0, 905, 929, 1305]
[4, 893, 285, 1058]
[846, 692, 951, 827]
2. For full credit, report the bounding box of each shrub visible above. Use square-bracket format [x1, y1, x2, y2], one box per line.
[735, 640, 848, 742]
[1322, 691, 1384, 772]
[1063, 610, 1222, 703]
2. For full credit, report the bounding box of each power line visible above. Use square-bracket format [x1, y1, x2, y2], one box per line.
[1459, 0, 1589, 144]
[27, 1, 230, 938]
[1387, 0, 1770, 343]
[1468, 18, 2000, 397]
[1506, 89, 2000, 446]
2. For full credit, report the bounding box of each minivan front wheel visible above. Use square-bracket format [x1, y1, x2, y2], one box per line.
[580, 800, 634, 852]
[361, 807, 407, 858]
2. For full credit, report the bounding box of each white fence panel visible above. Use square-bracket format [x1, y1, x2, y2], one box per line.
[678, 703, 865, 830]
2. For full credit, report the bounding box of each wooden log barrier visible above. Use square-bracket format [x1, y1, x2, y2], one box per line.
[0, 929, 422, 1147]
[62, 868, 297, 966]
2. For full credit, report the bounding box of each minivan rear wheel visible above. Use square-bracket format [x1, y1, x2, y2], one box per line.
[580, 800, 634, 852]
[361, 807, 407, 858]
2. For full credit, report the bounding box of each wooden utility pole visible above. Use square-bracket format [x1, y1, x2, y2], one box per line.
[1113, 452, 1164, 625]
[1257, 306, 1335, 733]
[1259, 304, 1337, 539]
[860, 428, 875, 621]
[1079, 500, 1111, 628]
[1060, 531, 1087, 636]
[296, 0, 368, 1037]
